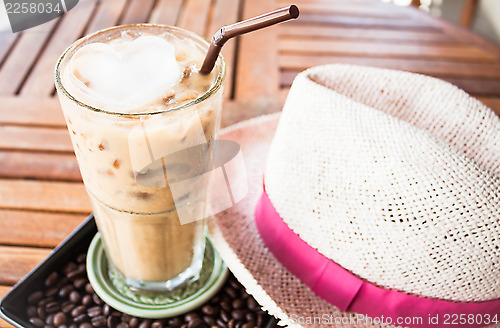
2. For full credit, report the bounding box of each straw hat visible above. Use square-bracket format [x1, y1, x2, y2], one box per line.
[208, 64, 500, 328]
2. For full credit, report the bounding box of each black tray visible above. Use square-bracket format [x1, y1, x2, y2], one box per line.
[0, 214, 278, 328]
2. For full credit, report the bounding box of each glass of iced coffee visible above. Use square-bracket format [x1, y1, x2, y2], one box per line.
[55, 24, 225, 292]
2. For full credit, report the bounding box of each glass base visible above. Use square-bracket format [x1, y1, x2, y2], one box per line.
[87, 232, 228, 317]
[110, 250, 204, 293]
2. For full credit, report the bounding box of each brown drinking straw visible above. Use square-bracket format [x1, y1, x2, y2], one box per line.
[199, 5, 299, 75]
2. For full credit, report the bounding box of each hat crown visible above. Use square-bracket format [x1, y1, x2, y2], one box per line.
[264, 64, 500, 302]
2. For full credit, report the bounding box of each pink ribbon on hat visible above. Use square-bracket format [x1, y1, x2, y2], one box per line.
[255, 188, 500, 328]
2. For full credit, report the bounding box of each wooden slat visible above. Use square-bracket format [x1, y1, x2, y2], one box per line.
[235, 0, 280, 98]
[0, 126, 72, 152]
[86, 0, 128, 34]
[405, 5, 500, 58]
[280, 70, 500, 96]
[279, 25, 454, 43]
[478, 97, 500, 115]
[19, 0, 98, 97]
[119, 0, 156, 25]
[149, 0, 184, 25]
[207, 0, 240, 99]
[0, 285, 14, 328]
[0, 179, 90, 213]
[279, 54, 500, 79]
[0, 209, 85, 248]
[0, 22, 58, 95]
[0, 151, 80, 181]
[279, 38, 498, 62]
[177, 0, 211, 37]
[443, 78, 500, 97]
[0, 32, 19, 66]
[0, 246, 50, 285]
[0, 97, 65, 127]
[294, 12, 433, 30]
[279, 1, 410, 17]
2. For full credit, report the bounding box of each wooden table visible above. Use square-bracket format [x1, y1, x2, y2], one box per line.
[1, 0, 499, 326]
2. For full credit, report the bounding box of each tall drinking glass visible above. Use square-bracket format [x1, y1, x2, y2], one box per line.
[55, 24, 225, 292]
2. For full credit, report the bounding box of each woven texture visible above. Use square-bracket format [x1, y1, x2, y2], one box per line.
[209, 113, 499, 328]
[264, 64, 500, 302]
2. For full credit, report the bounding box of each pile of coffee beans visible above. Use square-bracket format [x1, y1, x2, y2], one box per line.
[26, 253, 273, 328]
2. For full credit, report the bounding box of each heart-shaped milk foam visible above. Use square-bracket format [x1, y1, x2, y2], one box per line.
[70, 36, 181, 112]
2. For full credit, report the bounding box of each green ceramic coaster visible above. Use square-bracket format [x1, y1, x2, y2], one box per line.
[87, 233, 228, 318]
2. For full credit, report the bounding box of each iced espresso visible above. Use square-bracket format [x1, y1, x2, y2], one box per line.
[55, 25, 225, 291]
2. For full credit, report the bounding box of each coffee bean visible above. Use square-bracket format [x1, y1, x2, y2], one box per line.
[73, 314, 88, 323]
[46, 288, 59, 298]
[76, 254, 86, 264]
[216, 319, 227, 328]
[69, 324, 78, 328]
[202, 316, 215, 326]
[74, 279, 87, 290]
[228, 279, 240, 290]
[117, 324, 129, 328]
[241, 323, 255, 328]
[67, 270, 83, 280]
[151, 321, 162, 328]
[91, 315, 107, 327]
[59, 285, 74, 299]
[46, 314, 55, 325]
[231, 299, 244, 310]
[39, 297, 55, 307]
[184, 313, 198, 322]
[44, 325, 55, 328]
[92, 293, 103, 305]
[244, 313, 255, 322]
[167, 318, 181, 328]
[106, 315, 119, 328]
[79, 323, 93, 328]
[224, 287, 238, 299]
[187, 318, 204, 328]
[30, 317, 46, 328]
[220, 310, 230, 323]
[82, 295, 93, 306]
[38, 306, 47, 319]
[129, 318, 139, 328]
[102, 304, 111, 317]
[71, 305, 86, 317]
[46, 302, 61, 314]
[27, 305, 37, 317]
[201, 305, 216, 316]
[69, 291, 81, 304]
[62, 302, 75, 314]
[57, 278, 70, 289]
[87, 306, 102, 317]
[220, 302, 232, 312]
[54, 312, 67, 327]
[45, 272, 60, 288]
[62, 262, 78, 275]
[137, 321, 150, 328]
[246, 298, 258, 311]
[231, 310, 245, 321]
[84, 283, 94, 294]
[121, 314, 131, 323]
[59, 325, 68, 328]
[256, 313, 264, 327]
[227, 319, 236, 328]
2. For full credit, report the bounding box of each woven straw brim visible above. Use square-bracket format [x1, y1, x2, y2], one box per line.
[208, 113, 499, 328]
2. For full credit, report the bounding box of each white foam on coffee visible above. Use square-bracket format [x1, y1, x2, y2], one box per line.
[68, 35, 182, 112]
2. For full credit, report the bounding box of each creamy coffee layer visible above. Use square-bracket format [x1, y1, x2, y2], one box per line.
[64, 31, 215, 113]
[57, 26, 223, 284]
